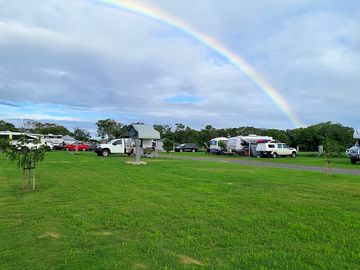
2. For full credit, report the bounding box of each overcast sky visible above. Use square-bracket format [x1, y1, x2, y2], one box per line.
[0, 0, 359, 134]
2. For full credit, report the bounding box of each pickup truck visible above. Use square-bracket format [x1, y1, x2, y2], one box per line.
[94, 138, 134, 157]
[256, 142, 297, 158]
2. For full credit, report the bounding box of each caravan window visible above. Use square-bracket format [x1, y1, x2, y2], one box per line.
[210, 140, 217, 146]
[0, 134, 9, 140]
[268, 144, 275, 148]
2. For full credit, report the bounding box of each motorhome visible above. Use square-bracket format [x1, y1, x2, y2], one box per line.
[227, 135, 273, 155]
[209, 137, 229, 154]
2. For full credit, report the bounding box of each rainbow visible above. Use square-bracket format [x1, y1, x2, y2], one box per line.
[90, 0, 303, 127]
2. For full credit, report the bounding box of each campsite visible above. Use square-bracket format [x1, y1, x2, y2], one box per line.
[1, 150, 360, 269]
[1, 0, 360, 269]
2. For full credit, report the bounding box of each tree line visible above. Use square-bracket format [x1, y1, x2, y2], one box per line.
[0, 119, 355, 151]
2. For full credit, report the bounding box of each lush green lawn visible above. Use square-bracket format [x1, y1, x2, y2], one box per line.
[167, 151, 360, 170]
[1, 152, 360, 269]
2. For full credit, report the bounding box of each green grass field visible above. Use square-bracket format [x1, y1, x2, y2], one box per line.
[167, 151, 360, 170]
[1, 152, 360, 269]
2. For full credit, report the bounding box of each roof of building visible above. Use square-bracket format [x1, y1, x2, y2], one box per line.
[63, 135, 76, 141]
[131, 124, 160, 139]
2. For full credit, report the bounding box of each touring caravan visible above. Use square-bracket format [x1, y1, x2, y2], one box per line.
[227, 135, 273, 156]
[41, 134, 65, 149]
[0, 131, 53, 150]
[209, 137, 229, 154]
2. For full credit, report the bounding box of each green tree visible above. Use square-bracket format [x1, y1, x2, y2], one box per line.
[163, 138, 174, 153]
[0, 120, 17, 131]
[73, 128, 91, 142]
[21, 120, 70, 135]
[5, 137, 46, 190]
[96, 119, 123, 140]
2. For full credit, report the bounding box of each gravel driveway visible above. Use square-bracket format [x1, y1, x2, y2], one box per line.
[167, 155, 360, 176]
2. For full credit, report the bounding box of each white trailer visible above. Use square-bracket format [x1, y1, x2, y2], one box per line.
[0, 131, 53, 150]
[227, 135, 273, 156]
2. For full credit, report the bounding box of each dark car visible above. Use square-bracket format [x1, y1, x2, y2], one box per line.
[175, 143, 198, 152]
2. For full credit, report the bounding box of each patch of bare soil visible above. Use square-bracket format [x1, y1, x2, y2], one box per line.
[178, 254, 203, 266]
[39, 232, 62, 239]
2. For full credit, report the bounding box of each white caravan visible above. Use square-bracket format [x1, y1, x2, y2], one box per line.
[0, 131, 53, 150]
[227, 135, 273, 155]
[41, 134, 64, 149]
[209, 137, 229, 154]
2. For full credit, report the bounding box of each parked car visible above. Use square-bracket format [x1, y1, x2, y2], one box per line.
[94, 138, 134, 157]
[175, 143, 198, 152]
[63, 143, 90, 151]
[256, 142, 297, 158]
[347, 129, 360, 164]
[348, 144, 360, 164]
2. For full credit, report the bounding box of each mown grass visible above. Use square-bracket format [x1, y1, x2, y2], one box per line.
[0, 151, 360, 269]
[167, 151, 359, 170]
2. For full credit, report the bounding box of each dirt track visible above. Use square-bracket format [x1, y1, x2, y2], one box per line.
[167, 155, 360, 176]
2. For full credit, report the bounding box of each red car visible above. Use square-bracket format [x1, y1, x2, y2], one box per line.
[63, 143, 90, 151]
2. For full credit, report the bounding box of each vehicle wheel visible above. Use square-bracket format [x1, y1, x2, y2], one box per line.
[180, 149, 183, 152]
[81, 148, 86, 152]
[351, 159, 357, 164]
[272, 152, 278, 158]
[192, 149, 195, 152]
[291, 152, 296, 158]
[102, 149, 110, 157]
[65, 148, 70, 151]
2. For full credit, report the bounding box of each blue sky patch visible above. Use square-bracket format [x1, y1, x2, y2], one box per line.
[164, 95, 203, 104]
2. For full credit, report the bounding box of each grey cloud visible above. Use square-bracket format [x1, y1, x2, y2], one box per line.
[0, 0, 359, 130]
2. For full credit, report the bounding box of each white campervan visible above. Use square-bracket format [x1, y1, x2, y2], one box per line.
[209, 137, 229, 154]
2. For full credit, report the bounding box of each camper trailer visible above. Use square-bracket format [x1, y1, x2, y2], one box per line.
[227, 135, 273, 156]
[209, 137, 229, 154]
